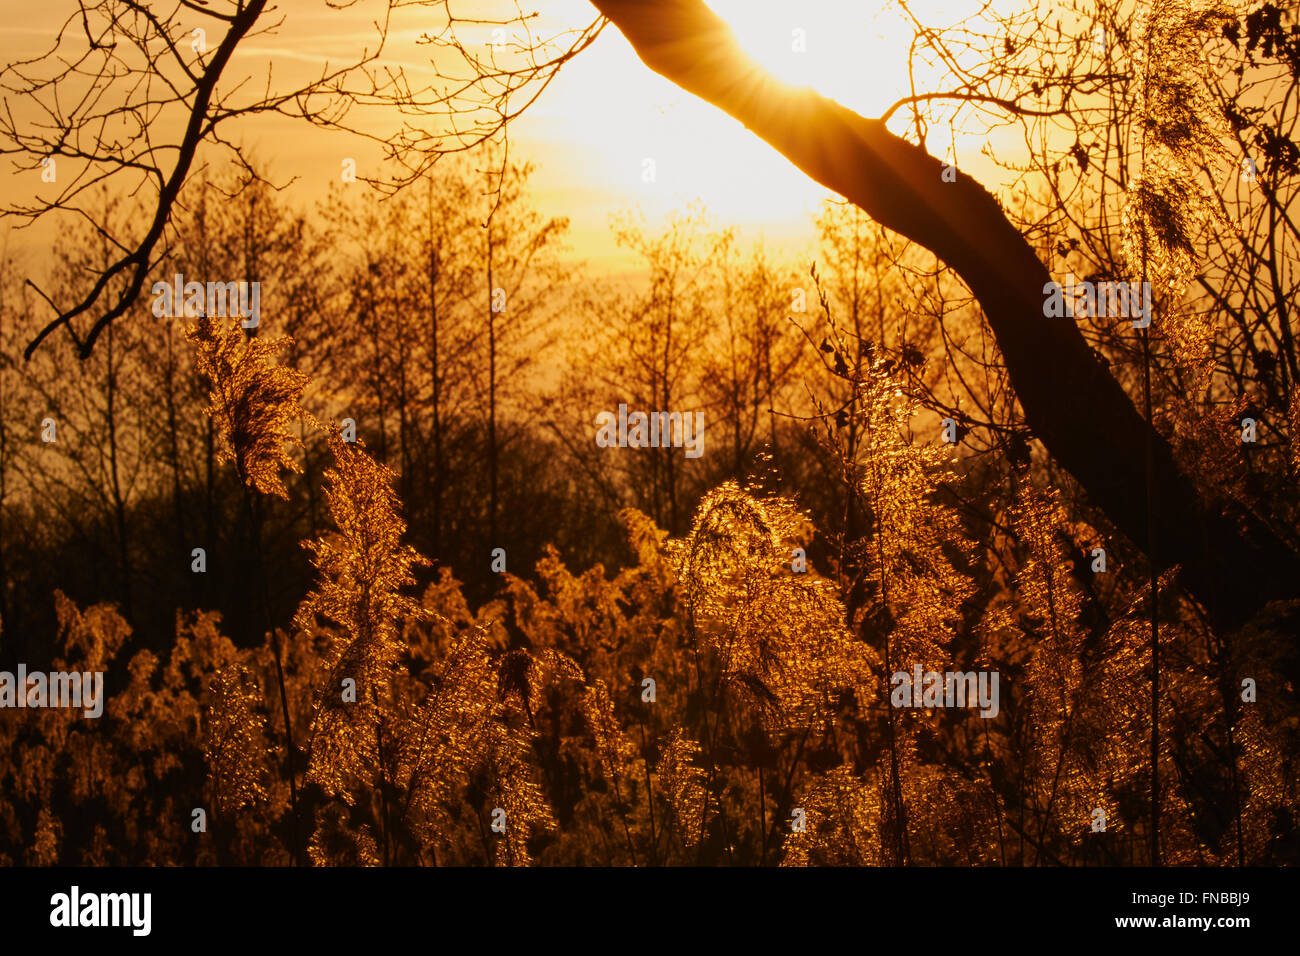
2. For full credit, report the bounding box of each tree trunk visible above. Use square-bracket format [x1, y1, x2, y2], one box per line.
[590, 0, 1300, 631]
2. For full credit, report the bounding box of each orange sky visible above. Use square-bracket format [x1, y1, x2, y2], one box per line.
[0, 0, 1031, 272]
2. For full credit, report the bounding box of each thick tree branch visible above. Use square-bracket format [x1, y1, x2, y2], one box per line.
[590, 0, 1300, 630]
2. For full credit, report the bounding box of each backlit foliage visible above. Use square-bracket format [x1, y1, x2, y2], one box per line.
[1124, 0, 1235, 377]
[782, 766, 882, 867]
[4, 8, 1299, 860]
[296, 432, 431, 802]
[187, 313, 309, 500]
[2, 473, 1296, 863]
[2, 246, 1296, 866]
[670, 480, 872, 731]
[204, 665, 270, 817]
[656, 729, 707, 848]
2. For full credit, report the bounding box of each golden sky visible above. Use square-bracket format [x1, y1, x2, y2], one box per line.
[1, 0, 1030, 271]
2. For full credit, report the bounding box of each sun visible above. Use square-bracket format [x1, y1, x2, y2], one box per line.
[703, 0, 1020, 125]
[507, 0, 1024, 263]
[702, 0, 914, 119]
[700, 0, 1029, 182]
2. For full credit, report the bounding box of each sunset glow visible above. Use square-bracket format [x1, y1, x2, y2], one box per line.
[0, 0, 1297, 912]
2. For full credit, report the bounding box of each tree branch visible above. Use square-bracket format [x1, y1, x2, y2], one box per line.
[589, 0, 1300, 630]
